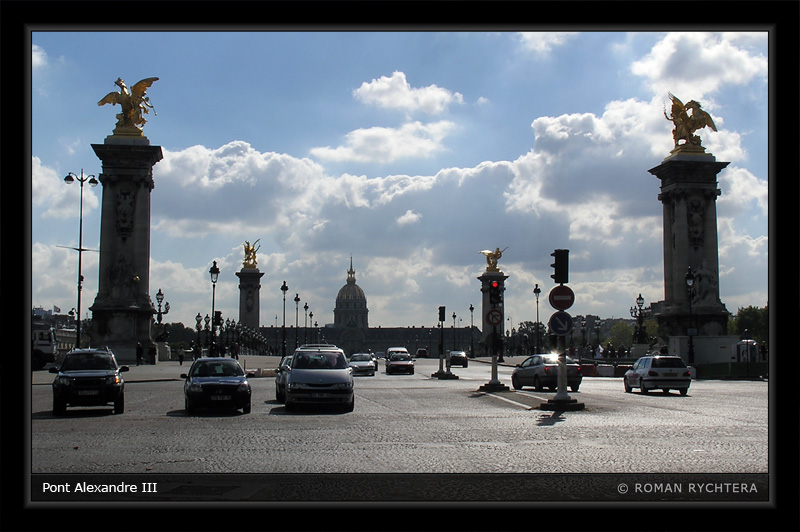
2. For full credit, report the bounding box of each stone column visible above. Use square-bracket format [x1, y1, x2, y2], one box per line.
[649, 153, 730, 342]
[236, 267, 265, 331]
[89, 137, 163, 364]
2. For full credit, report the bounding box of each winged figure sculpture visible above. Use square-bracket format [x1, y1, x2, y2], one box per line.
[98, 77, 159, 134]
[664, 93, 717, 151]
[479, 247, 508, 272]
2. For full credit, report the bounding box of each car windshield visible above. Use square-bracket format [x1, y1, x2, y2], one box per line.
[542, 356, 577, 364]
[390, 354, 411, 361]
[351, 354, 371, 362]
[192, 361, 244, 377]
[293, 352, 348, 369]
[652, 357, 687, 368]
[61, 353, 116, 371]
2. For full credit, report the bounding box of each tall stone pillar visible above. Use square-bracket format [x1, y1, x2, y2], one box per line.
[236, 267, 265, 331]
[89, 137, 163, 363]
[649, 152, 730, 343]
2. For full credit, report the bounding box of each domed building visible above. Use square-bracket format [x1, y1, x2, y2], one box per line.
[333, 257, 368, 329]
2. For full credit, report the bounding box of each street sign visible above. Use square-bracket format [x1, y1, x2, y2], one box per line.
[486, 309, 503, 326]
[548, 311, 573, 336]
[549, 285, 575, 311]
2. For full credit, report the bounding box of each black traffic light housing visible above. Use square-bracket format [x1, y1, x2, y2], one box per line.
[214, 310, 223, 327]
[550, 249, 569, 284]
[438, 306, 446, 322]
[489, 280, 503, 305]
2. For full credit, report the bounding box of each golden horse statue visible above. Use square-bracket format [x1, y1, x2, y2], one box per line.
[98, 77, 158, 135]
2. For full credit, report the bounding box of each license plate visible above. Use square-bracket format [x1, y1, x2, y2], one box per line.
[664, 373, 676, 377]
[78, 390, 99, 396]
[211, 395, 231, 401]
[311, 393, 329, 398]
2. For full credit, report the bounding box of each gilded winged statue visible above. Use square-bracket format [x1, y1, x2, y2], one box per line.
[664, 93, 717, 151]
[243, 239, 261, 269]
[479, 247, 508, 273]
[98, 77, 159, 134]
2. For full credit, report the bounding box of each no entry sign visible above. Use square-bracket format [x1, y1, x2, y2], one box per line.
[549, 285, 575, 310]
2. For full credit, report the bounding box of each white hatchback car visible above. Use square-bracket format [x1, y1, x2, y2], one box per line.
[624, 355, 691, 395]
[284, 345, 354, 412]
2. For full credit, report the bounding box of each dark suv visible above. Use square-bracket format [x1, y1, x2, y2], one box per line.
[50, 348, 129, 415]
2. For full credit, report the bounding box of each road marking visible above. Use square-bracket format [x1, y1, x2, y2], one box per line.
[481, 392, 537, 409]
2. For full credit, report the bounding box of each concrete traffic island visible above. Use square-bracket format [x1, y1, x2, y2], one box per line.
[539, 398, 585, 411]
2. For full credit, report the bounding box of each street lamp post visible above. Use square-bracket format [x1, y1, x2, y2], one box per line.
[294, 293, 300, 348]
[195, 313, 202, 358]
[533, 284, 541, 354]
[280, 281, 288, 357]
[452, 312, 457, 351]
[304, 302, 309, 344]
[63, 169, 98, 348]
[685, 268, 696, 365]
[209, 261, 220, 356]
[630, 293, 652, 345]
[469, 304, 474, 357]
[154, 288, 170, 342]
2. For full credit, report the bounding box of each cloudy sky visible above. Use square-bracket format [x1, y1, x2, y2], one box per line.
[30, 30, 769, 331]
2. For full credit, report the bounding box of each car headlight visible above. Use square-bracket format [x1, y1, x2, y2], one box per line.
[187, 382, 203, 393]
[57, 376, 71, 386]
[332, 382, 353, 390]
[237, 382, 251, 392]
[287, 382, 305, 390]
[106, 375, 121, 385]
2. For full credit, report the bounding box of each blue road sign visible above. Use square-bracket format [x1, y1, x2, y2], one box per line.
[548, 311, 573, 336]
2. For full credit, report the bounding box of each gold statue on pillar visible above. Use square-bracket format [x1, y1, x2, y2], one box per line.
[243, 239, 261, 269]
[480, 247, 508, 273]
[664, 93, 717, 154]
[98, 77, 159, 136]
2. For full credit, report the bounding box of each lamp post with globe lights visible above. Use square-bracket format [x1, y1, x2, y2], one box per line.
[63, 170, 98, 348]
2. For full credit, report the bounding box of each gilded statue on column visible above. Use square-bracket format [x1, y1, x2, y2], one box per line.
[243, 240, 261, 269]
[664, 93, 717, 154]
[479, 247, 508, 273]
[98, 77, 159, 136]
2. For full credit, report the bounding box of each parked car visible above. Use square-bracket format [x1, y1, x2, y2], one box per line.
[181, 357, 254, 414]
[511, 354, 582, 392]
[624, 355, 691, 395]
[50, 348, 129, 415]
[284, 345, 354, 412]
[415, 348, 429, 359]
[349, 353, 377, 376]
[448, 350, 468, 367]
[386, 352, 415, 375]
[274, 355, 293, 402]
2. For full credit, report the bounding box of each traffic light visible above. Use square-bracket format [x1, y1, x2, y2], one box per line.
[214, 310, 223, 327]
[438, 306, 446, 322]
[550, 249, 569, 284]
[489, 280, 503, 305]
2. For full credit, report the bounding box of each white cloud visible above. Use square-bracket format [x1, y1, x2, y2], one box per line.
[353, 71, 464, 115]
[32, 44, 47, 69]
[516, 32, 578, 54]
[631, 32, 768, 99]
[309, 121, 457, 164]
[32, 156, 99, 219]
[396, 209, 422, 226]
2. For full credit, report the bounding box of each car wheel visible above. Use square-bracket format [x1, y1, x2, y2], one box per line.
[680, 388, 689, 396]
[114, 392, 125, 414]
[185, 396, 196, 414]
[53, 397, 66, 416]
[640, 379, 649, 394]
[512, 375, 522, 390]
[276, 384, 284, 403]
[624, 378, 632, 393]
[534, 376, 543, 392]
[243, 401, 252, 414]
[343, 397, 354, 413]
[285, 400, 296, 412]
[570, 384, 580, 392]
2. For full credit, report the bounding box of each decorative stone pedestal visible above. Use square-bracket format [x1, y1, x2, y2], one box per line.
[89, 136, 163, 364]
[236, 267, 265, 331]
[540, 398, 585, 411]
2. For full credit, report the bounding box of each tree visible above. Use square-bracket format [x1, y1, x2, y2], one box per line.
[729, 305, 769, 348]
[608, 321, 633, 350]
